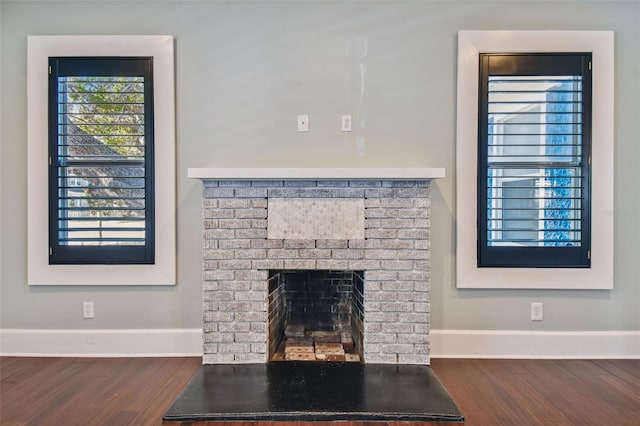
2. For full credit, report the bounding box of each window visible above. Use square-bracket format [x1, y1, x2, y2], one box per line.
[28, 36, 175, 285]
[456, 31, 613, 289]
[477, 53, 592, 268]
[49, 57, 154, 264]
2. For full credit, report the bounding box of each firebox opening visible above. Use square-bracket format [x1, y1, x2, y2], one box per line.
[268, 270, 364, 362]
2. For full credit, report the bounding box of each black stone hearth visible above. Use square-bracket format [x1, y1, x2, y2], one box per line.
[163, 362, 464, 422]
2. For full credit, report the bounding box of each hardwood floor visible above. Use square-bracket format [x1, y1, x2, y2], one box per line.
[1, 357, 639, 425]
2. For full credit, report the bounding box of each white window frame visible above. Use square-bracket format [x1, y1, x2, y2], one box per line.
[28, 36, 176, 285]
[456, 31, 614, 289]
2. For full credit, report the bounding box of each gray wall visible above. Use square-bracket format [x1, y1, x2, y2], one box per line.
[1, 0, 638, 332]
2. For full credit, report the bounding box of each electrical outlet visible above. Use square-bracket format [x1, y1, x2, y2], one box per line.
[83, 301, 94, 319]
[530, 302, 543, 321]
[297, 115, 309, 132]
[341, 115, 352, 132]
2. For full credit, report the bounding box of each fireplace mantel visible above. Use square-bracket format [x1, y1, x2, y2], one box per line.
[188, 167, 445, 180]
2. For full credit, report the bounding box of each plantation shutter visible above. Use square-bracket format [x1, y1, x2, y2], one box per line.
[48, 57, 154, 264]
[478, 53, 591, 268]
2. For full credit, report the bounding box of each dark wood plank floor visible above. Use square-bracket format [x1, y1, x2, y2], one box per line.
[1, 357, 639, 425]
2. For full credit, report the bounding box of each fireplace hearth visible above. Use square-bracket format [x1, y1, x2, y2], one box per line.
[190, 168, 445, 365]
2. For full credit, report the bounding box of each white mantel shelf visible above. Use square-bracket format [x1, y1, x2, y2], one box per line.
[188, 167, 445, 180]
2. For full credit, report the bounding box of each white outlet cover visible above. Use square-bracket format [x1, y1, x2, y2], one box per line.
[297, 115, 309, 132]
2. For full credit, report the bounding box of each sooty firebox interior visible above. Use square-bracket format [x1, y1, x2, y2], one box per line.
[268, 270, 364, 362]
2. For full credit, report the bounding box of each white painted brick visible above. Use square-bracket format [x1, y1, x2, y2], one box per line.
[348, 260, 381, 270]
[250, 343, 267, 354]
[364, 229, 397, 239]
[284, 180, 317, 187]
[364, 322, 381, 333]
[218, 240, 251, 249]
[316, 240, 348, 249]
[202, 180, 219, 188]
[284, 239, 315, 249]
[414, 323, 430, 334]
[366, 270, 398, 281]
[203, 323, 217, 332]
[250, 322, 268, 333]
[316, 260, 349, 269]
[203, 343, 218, 353]
[219, 322, 250, 332]
[364, 280, 382, 291]
[381, 282, 413, 292]
[235, 249, 267, 259]
[398, 354, 429, 364]
[413, 198, 430, 208]
[381, 323, 410, 333]
[364, 354, 397, 363]
[219, 180, 251, 187]
[379, 240, 414, 250]
[204, 250, 234, 260]
[332, 188, 365, 197]
[397, 333, 428, 344]
[268, 249, 300, 259]
[205, 229, 234, 239]
[220, 343, 251, 354]
[251, 239, 284, 249]
[203, 281, 219, 291]
[364, 199, 380, 208]
[381, 344, 414, 354]
[235, 311, 268, 322]
[218, 281, 250, 292]
[203, 219, 218, 229]
[219, 199, 251, 209]
[203, 199, 218, 208]
[234, 332, 267, 343]
[398, 313, 428, 323]
[364, 250, 398, 260]
[235, 188, 268, 198]
[268, 188, 300, 197]
[381, 260, 414, 270]
[398, 208, 429, 218]
[202, 302, 218, 311]
[366, 312, 399, 322]
[252, 259, 285, 269]
[204, 312, 234, 322]
[235, 354, 267, 363]
[365, 333, 397, 344]
[203, 240, 218, 249]
[317, 180, 348, 188]
[204, 270, 234, 281]
[366, 208, 399, 218]
[204, 333, 234, 343]
[298, 249, 332, 259]
[396, 292, 428, 302]
[205, 209, 235, 219]
[397, 229, 429, 239]
[251, 180, 284, 188]
[236, 208, 267, 219]
[398, 271, 430, 281]
[251, 281, 268, 291]
[251, 199, 268, 208]
[299, 188, 333, 197]
[380, 199, 413, 208]
[235, 229, 268, 239]
[414, 302, 430, 312]
[284, 259, 317, 269]
[203, 354, 234, 364]
[218, 219, 253, 229]
[235, 291, 266, 301]
[204, 261, 218, 270]
[332, 249, 364, 259]
[397, 250, 429, 260]
[415, 344, 430, 354]
[218, 260, 252, 270]
[204, 188, 234, 198]
[348, 180, 381, 188]
[381, 302, 414, 312]
[365, 291, 398, 302]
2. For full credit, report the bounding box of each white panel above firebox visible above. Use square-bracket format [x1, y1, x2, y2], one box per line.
[267, 198, 365, 240]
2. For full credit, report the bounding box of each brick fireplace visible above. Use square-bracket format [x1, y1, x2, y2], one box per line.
[189, 168, 444, 365]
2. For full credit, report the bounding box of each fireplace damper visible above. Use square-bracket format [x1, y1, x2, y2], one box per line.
[268, 270, 364, 362]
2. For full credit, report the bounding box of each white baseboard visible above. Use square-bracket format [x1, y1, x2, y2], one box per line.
[2, 329, 639, 358]
[0, 329, 203, 357]
[430, 330, 640, 359]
